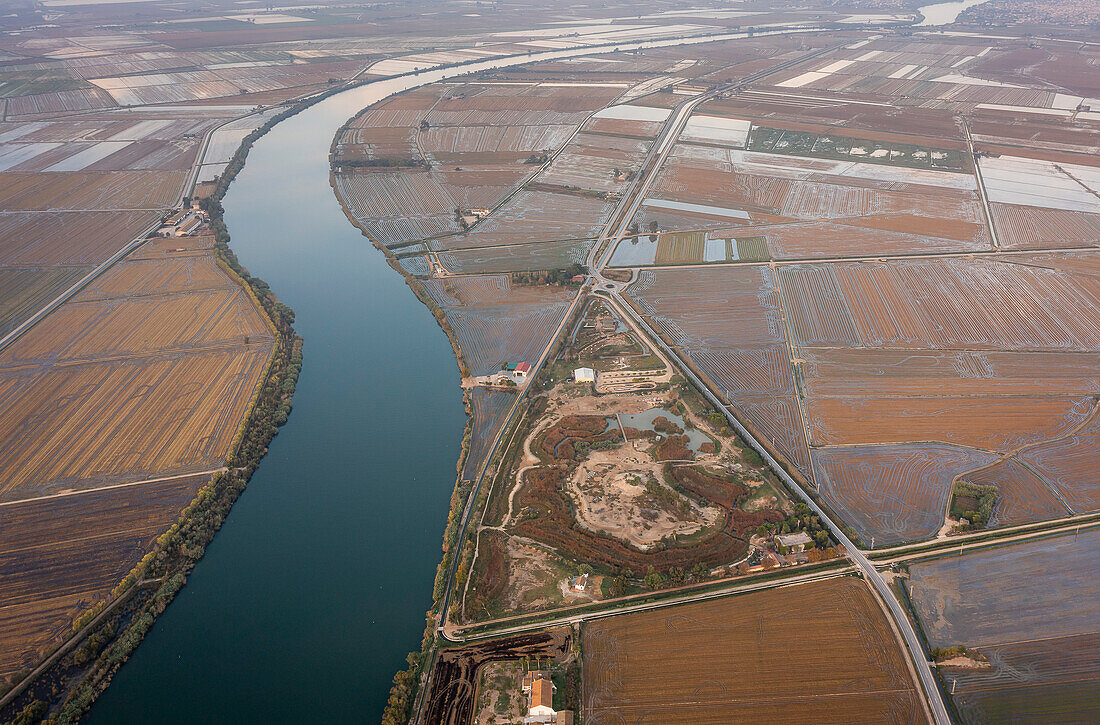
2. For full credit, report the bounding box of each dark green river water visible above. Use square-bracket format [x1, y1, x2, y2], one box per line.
[86, 77, 468, 723]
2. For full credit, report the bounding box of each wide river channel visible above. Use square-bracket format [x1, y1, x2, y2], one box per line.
[86, 24, 834, 722]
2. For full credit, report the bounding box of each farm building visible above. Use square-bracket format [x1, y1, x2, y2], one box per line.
[776, 531, 812, 551]
[514, 362, 532, 378]
[175, 216, 202, 236]
[523, 673, 557, 724]
[574, 367, 596, 383]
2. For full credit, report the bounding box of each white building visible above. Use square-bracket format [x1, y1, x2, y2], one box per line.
[574, 367, 595, 383]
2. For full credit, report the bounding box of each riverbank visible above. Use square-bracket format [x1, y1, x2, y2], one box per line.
[0, 208, 302, 725]
[77, 23, 877, 723]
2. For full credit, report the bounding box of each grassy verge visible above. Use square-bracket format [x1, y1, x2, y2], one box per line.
[455, 560, 851, 641]
[866, 512, 1100, 562]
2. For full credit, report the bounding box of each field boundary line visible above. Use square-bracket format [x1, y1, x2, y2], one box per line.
[0, 469, 224, 508]
[0, 225, 159, 354]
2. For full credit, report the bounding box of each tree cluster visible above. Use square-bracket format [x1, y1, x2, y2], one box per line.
[509, 263, 586, 286]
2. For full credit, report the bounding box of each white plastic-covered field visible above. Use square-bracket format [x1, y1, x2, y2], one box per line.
[368, 48, 503, 76]
[673, 144, 977, 190]
[202, 129, 250, 166]
[200, 109, 281, 165]
[777, 59, 855, 88]
[642, 198, 750, 219]
[45, 141, 133, 172]
[0, 143, 62, 172]
[678, 114, 751, 147]
[592, 105, 671, 122]
[980, 156, 1100, 213]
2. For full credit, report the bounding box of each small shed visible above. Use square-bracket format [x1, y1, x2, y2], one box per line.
[574, 367, 596, 383]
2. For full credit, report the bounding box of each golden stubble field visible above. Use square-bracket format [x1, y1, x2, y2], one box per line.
[0, 234, 275, 676]
[583, 577, 926, 724]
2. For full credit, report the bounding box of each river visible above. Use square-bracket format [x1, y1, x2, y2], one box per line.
[917, 0, 991, 26]
[86, 26, 818, 723]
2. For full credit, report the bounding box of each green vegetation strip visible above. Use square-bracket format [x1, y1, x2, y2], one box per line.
[2, 93, 318, 725]
[867, 512, 1100, 562]
[455, 560, 852, 641]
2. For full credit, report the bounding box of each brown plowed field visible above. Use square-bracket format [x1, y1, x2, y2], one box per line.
[991, 203, 1100, 249]
[75, 254, 233, 301]
[687, 344, 795, 397]
[0, 343, 270, 501]
[779, 265, 863, 347]
[732, 396, 812, 480]
[961, 457, 1072, 526]
[806, 396, 1093, 452]
[583, 577, 926, 724]
[800, 349, 1100, 399]
[0, 210, 160, 266]
[813, 444, 999, 546]
[0, 171, 185, 210]
[1019, 413, 1100, 513]
[759, 219, 987, 259]
[630, 266, 786, 349]
[1014, 250, 1100, 280]
[782, 259, 1100, 351]
[0, 236, 274, 502]
[2, 287, 270, 364]
[0, 475, 207, 677]
[0, 266, 90, 338]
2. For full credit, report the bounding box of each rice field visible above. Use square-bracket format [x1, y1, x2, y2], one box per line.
[1019, 412, 1100, 513]
[806, 396, 1093, 452]
[583, 577, 925, 723]
[800, 348, 1100, 399]
[0, 171, 185, 210]
[634, 114, 992, 259]
[420, 275, 574, 376]
[537, 132, 651, 193]
[905, 529, 1100, 724]
[990, 203, 1100, 249]
[960, 457, 1072, 526]
[434, 189, 613, 251]
[628, 266, 787, 349]
[436, 239, 594, 276]
[333, 80, 634, 253]
[779, 259, 1100, 351]
[0, 475, 207, 678]
[0, 266, 90, 337]
[813, 444, 999, 546]
[462, 388, 514, 481]
[0, 238, 274, 502]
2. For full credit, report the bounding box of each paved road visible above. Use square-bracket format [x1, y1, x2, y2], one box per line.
[613, 296, 949, 724]
[446, 566, 853, 642]
[873, 518, 1100, 566]
[962, 117, 1000, 250]
[585, 54, 953, 722]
